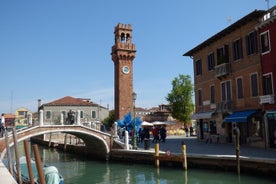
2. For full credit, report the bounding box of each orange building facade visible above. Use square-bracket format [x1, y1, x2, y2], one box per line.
[184, 9, 274, 148]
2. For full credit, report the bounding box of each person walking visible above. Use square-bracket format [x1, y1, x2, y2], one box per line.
[160, 125, 167, 143]
[152, 126, 159, 143]
[0, 113, 5, 137]
[205, 130, 212, 144]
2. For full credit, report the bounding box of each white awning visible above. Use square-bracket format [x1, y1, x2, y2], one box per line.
[191, 111, 215, 120]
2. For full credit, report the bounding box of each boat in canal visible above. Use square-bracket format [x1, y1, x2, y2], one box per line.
[13, 156, 64, 184]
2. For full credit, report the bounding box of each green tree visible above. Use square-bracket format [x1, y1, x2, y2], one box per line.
[166, 74, 194, 125]
[103, 110, 115, 128]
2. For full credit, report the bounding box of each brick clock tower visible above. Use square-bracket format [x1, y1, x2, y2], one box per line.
[111, 23, 136, 120]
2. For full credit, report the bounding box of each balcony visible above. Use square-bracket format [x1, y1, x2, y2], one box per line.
[259, 95, 275, 104]
[215, 63, 230, 78]
[216, 101, 232, 112]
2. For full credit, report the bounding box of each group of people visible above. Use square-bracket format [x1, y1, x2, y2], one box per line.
[138, 125, 167, 143]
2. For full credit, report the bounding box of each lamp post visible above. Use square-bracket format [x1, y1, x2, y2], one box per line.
[132, 92, 137, 150]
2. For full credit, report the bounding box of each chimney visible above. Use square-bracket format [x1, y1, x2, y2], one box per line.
[38, 99, 41, 110]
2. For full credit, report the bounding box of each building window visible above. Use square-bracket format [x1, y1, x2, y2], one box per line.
[217, 45, 229, 65]
[207, 53, 215, 71]
[263, 73, 273, 95]
[92, 111, 96, 119]
[210, 85, 215, 104]
[46, 111, 51, 119]
[233, 38, 243, 61]
[250, 73, 259, 97]
[221, 80, 231, 101]
[18, 111, 24, 116]
[195, 59, 202, 76]
[246, 31, 258, 55]
[198, 89, 202, 106]
[80, 111, 84, 118]
[260, 31, 270, 54]
[236, 77, 244, 99]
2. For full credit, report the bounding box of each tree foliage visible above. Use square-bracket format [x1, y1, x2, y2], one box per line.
[166, 74, 194, 125]
[103, 110, 115, 128]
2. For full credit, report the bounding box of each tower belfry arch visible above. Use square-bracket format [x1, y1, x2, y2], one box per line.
[111, 23, 136, 120]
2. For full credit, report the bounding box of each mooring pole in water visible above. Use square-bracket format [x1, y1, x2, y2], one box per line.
[235, 129, 240, 175]
[63, 133, 67, 150]
[48, 133, 52, 147]
[33, 144, 46, 184]
[12, 127, 22, 184]
[155, 143, 159, 168]
[4, 128, 13, 175]
[24, 140, 35, 184]
[182, 144, 187, 170]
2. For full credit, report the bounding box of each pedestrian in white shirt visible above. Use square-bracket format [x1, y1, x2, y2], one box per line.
[0, 113, 5, 137]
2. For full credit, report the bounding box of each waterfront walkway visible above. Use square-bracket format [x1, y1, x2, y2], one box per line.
[137, 135, 276, 161]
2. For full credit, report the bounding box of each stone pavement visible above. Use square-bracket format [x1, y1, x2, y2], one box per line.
[137, 135, 276, 160]
[0, 161, 17, 184]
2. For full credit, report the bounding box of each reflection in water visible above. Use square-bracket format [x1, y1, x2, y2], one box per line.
[5, 142, 276, 184]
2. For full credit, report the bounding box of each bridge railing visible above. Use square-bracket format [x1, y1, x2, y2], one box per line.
[38, 110, 107, 132]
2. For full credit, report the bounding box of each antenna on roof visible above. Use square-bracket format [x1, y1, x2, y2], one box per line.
[265, 0, 270, 10]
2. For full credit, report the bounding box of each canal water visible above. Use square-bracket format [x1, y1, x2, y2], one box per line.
[5, 142, 276, 184]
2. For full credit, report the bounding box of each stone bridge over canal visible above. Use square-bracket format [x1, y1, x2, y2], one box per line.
[0, 125, 123, 160]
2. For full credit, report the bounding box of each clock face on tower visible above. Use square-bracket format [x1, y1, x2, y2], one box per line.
[122, 66, 130, 74]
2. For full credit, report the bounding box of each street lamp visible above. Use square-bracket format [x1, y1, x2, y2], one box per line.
[132, 92, 137, 149]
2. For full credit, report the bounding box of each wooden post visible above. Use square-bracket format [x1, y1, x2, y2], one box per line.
[24, 140, 35, 184]
[63, 133, 67, 150]
[236, 129, 240, 175]
[182, 144, 187, 170]
[13, 127, 22, 184]
[48, 133, 52, 147]
[155, 143, 159, 168]
[33, 144, 46, 184]
[4, 128, 13, 175]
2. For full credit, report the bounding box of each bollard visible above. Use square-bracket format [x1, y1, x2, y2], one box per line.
[125, 130, 129, 150]
[77, 110, 81, 125]
[60, 113, 64, 125]
[24, 140, 35, 184]
[39, 110, 43, 126]
[113, 122, 118, 138]
[28, 113, 32, 126]
[182, 144, 187, 170]
[155, 143, 159, 168]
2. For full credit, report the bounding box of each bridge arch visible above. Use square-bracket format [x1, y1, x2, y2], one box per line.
[0, 125, 113, 160]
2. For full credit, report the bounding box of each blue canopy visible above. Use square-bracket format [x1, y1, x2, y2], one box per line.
[224, 110, 257, 122]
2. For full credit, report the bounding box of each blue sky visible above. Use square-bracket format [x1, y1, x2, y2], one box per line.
[0, 0, 272, 113]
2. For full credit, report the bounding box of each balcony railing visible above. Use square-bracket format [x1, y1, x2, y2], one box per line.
[215, 63, 230, 78]
[216, 101, 232, 112]
[259, 95, 275, 104]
